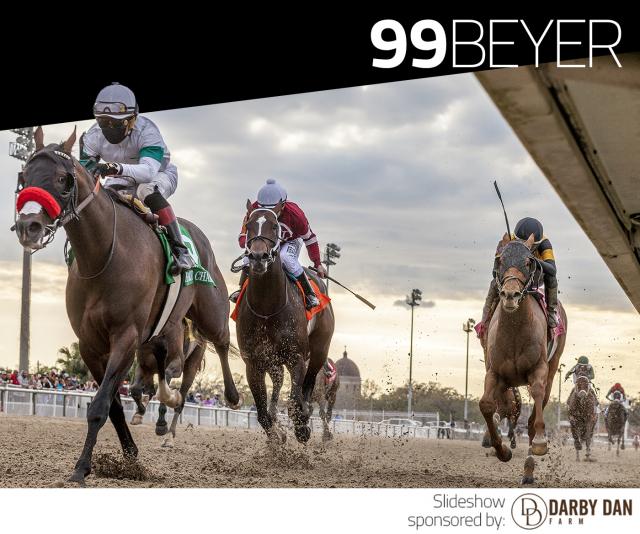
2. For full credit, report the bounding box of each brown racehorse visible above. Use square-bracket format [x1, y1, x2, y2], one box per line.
[235, 200, 335, 444]
[480, 234, 567, 484]
[605, 395, 626, 456]
[14, 128, 239, 483]
[310, 359, 340, 441]
[567, 375, 598, 461]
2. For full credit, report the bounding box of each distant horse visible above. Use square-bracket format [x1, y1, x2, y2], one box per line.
[310, 358, 340, 441]
[479, 234, 567, 484]
[567, 375, 598, 461]
[605, 395, 626, 456]
[235, 200, 335, 444]
[14, 128, 239, 483]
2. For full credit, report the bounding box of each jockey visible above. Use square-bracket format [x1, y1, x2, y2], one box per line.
[230, 179, 327, 309]
[479, 217, 558, 335]
[605, 383, 629, 414]
[564, 356, 595, 383]
[79, 82, 195, 273]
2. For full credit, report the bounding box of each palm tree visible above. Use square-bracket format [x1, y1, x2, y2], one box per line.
[56, 342, 89, 381]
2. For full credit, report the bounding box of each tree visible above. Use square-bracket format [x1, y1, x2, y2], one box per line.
[56, 342, 90, 381]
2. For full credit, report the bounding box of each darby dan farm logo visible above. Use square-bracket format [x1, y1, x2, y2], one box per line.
[511, 493, 547, 529]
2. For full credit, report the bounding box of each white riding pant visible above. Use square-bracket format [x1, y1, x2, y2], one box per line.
[242, 238, 304, 277]
[105, 163, 178, 201]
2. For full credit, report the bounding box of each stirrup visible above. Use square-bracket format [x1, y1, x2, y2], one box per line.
[305, 295, 320, 310]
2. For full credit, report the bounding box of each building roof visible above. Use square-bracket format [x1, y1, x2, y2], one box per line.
[335, 348, 360, 379]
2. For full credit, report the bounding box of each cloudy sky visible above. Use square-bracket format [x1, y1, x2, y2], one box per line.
[1, 73, 638, 400]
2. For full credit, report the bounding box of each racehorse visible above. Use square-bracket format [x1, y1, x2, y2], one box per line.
[14, 128, 239, 483]
[479, 234, 567, 484]
[310, 358, 340, 441]
[235, 200, 334, 444]
[605, 395, 626, 456]
[567, 375, 598, 461]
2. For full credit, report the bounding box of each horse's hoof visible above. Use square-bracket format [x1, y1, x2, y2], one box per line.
[531, 439, 548, 456]
[295, 425, 311, 443]
[130, 413, 144, 425]
[498, 445, 513, 462]
[322, 432, 333, 442]
[621, 443, 625, 450]
[521, 475, 535, 485]
[510, 440, 517, 450]
[155, 423, 169, 436]
[481, 433, 492, 448]
[68, 470, 87, 486]
[161, 435, 174, 449]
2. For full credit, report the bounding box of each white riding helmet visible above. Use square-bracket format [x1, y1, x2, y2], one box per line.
[257, 179, 287, 208]
[93, 82, 138, 118]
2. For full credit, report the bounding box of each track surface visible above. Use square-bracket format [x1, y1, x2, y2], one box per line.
[0, 415, 638, 488]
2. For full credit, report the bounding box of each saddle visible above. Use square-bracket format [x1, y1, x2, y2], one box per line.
[110, 190, 159, 226]
[230, 274, 330, 322]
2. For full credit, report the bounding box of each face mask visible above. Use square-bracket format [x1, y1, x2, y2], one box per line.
[96, 116, 134, 144]
[101, 124, 128, 144]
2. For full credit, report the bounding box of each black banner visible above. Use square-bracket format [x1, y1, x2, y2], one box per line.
[2, 12, 638, 129]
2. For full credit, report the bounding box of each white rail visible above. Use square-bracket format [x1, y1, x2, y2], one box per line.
[0, 385, 482, 440]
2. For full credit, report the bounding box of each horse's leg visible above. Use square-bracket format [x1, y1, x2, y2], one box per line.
[269, 365, 284, 421]
[303, 331, 331, 410]
[109, 392, 138, 459]
[324, 390, 336, 441]
[479, 370, 512, 462]
[156, 404, 169, 436]
[130, 358, 154, 425]
[528, 364, 549, 456]
[163, 342, 205, 448]
[212, 341, 241, 409]
[510, 387, 521, 449]
[246, 361, 283, 444]
[287, 356, 311, 443]
[69, 330, 137, 483]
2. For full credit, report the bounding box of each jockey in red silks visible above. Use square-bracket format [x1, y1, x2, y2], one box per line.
[230, 179, 327, 310]
[606, 383, 629, 413]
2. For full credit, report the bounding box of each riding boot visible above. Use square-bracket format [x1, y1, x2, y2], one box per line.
[545, 283, 559, 329]
[229, 267, 249, 303]
[296, 271, 320, 310]
[143, 189, 195, 274]
[165, 219, 197, 274]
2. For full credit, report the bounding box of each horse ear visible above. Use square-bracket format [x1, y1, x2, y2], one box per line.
[273, 200, 284, 214]
[499, 232, 510, 246]
[246, 198, 252, 212]
[525, 233, 535, 249]
[62, 126, 77, 154]
[34, 126, 44, 151]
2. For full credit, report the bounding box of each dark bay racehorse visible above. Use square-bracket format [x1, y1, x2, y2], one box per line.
[605, 396, 626, 456]
[567, 375, 598, 461]
[310, 359, 340, 441]
[14, 128, 239, 483]
[235, 200, 335, 444]
[480, 234, 567, 484]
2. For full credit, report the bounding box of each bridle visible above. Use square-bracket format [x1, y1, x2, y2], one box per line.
[231, 207, 289, 320]
[494, 240, 541, 299]
[15, 149, 117, 279]
[231, 207, 283, 272]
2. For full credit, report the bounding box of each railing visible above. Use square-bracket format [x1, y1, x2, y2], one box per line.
[0, 385, 483, 440]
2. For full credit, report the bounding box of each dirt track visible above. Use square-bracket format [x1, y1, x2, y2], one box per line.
[0, 415, 638, 488]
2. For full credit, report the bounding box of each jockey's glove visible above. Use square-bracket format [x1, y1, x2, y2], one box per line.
[96, 162, 123, 176]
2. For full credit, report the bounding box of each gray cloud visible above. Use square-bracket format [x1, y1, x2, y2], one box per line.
[0, 75, 633, 313]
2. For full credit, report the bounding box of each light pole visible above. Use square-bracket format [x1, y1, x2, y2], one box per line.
[462, 318, 476, 421]
[322, 243, 341, 296]
[406, 288, 422, 418]
[9, 128, 35, 373]
[557, 363, 565, 430]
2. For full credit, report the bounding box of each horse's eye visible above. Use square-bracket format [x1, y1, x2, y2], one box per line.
[58, 175, 66, 184]
[272, 224, 278, 231]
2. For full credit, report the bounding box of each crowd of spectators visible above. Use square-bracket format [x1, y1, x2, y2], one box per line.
[0, 368, 97, 392]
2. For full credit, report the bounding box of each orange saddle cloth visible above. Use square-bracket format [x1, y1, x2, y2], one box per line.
[231, 278, 330, 322]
